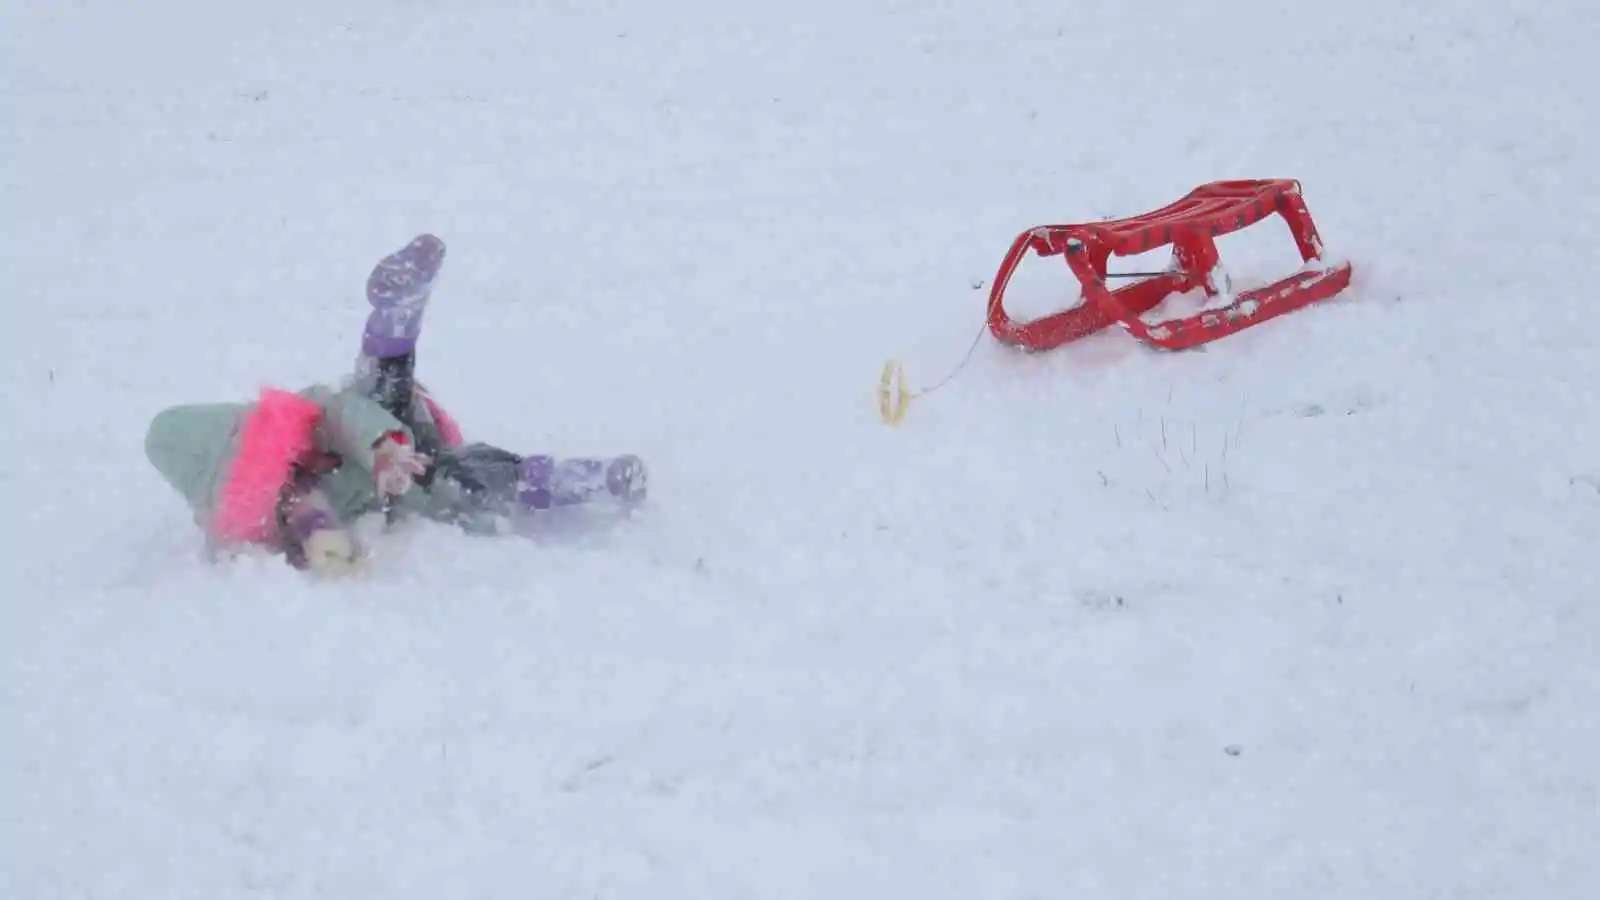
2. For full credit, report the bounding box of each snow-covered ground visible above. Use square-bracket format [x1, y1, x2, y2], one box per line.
[4, 1, 1599, 897]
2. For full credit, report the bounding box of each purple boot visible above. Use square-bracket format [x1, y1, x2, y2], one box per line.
[516, 454, 648, 511]
[362, 233, 447, 358]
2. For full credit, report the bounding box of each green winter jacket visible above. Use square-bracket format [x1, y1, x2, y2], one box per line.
[144, 382, 452, 539]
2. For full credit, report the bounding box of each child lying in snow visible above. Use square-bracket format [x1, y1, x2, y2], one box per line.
[144, 234, 647, 575]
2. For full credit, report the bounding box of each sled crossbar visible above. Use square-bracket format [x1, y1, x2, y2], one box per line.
[985, 179, 1353, 351]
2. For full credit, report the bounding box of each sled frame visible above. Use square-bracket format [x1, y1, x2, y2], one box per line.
[985, 179, 1353, 351]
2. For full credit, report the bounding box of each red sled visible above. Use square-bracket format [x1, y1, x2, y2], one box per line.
[985, 179, 1353, 352]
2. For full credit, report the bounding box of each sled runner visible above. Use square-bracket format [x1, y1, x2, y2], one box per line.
[985, 179, 1353, 352]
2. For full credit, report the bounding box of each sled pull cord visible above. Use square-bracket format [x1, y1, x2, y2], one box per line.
[878, 318, 987, 426]
[876, 270, 1169, 424]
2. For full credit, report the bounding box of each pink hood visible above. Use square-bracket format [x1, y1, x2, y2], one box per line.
[212, 388, 324, 545]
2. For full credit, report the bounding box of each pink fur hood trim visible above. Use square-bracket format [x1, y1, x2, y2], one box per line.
[212, 388, 324, 545]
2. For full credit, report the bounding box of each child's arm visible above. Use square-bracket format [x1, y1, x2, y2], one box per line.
[307, 386, 413, 472]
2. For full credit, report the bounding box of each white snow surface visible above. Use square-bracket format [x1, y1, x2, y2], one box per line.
[5, 1, 1600, 897]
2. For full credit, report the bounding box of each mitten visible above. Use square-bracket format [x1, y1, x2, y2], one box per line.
[302, 527, 362, 576]
[280, 484, 361, 576]
[373, 431, 430, 498]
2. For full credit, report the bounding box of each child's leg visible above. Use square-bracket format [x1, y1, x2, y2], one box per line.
[346, 234, 648, 533]
[356, 234, 447, 447]
[518, 454, 648, 509]
[367, 352, 419, 430]
[423, 445, 648, 529]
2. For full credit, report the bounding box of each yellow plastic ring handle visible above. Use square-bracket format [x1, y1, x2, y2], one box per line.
[878, 360, 911, 425]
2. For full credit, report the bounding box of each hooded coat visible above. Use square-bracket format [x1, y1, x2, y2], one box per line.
[143, 381, 464, 550]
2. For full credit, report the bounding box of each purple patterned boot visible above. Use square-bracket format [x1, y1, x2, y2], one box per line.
[516, 454, 648, 512]
[362, 233, 447, 358]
